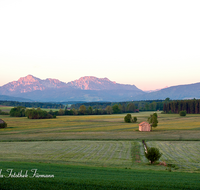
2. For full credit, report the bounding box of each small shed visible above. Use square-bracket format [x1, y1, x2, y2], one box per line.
[139, 122, 151, 131]
[0, 119, 7, 128]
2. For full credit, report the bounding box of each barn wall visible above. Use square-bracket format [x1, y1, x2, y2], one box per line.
[139, 124, 150, 131]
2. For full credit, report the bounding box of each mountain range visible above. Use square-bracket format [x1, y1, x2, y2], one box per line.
[0, 75, 200, 102]
[0, 75, 144, 102]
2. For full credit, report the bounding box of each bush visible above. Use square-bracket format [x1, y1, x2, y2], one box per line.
[132, 117, 137, 123]
[0, 119, 7, 128]
[25, 109, 53, 119]
[179, 110, 186, 116]
[124, 114, 132, 123]
[10, 106, 26, 117]
[145, 147, 162, 164]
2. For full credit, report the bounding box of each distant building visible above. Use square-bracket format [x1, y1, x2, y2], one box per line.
[135, 109, 139, 113]
[139, 122, 151, 131]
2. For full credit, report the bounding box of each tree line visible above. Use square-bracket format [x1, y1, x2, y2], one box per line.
[163, 99, 200, 114]
[0, 101, 64, 109]
[71, 100, 164, 112]
[8, 101, 166, 118]
[10, 107, 56, 119]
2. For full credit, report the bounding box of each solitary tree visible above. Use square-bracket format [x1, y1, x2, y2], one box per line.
[132, 117, 137, 123]
[124, 114, 132, 123]
[145, 147, 162, 164]
[148, 113, 158, 131]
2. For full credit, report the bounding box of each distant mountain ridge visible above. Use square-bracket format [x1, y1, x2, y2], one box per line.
[0, 75, 144, 102]
[67, 76, 115, 90]
[1, 75, 200, 102]
[67, 76, 140, 91]
[0, 75, 68, 95]
[144, 86, 168, 93]
[0, 95, 33, 102]
[133, 82, 200, 100]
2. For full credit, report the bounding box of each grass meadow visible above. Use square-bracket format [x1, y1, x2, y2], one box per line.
[147, 141, 200, 172]
[1, 111, 200, 189]
[1, 161, 200, 190]
[0, 106, 60, 113]
[0, 140, 199, 172]
[0, 111, 200, 141]
[0, 106, 13, 112]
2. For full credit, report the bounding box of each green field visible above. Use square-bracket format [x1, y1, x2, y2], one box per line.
[0, 140, 199, 172]
[1, 111, 200, 141]
[0, 106, 60, 113]
[0, 106, 13, 112]
[0, 141, 133, 168]
[0, 162, 200, 190]
[1, 112, 200, 189]
[147, 141, 200, 172]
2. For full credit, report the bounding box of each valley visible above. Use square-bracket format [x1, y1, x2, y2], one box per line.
[0, 111, 200, 189]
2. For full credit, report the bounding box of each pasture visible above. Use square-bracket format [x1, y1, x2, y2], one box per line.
[1, 111, 200, 189]
[0, 111, 200, 141]
[0, 140, 199, 172]
[0, 106, 60, 113]
[147, 141, 200, 172]
[0, 106, 13, 112]
[0, 161, 200, 190]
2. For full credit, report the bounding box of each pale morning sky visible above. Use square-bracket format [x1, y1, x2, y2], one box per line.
[0, 0, 200, 91]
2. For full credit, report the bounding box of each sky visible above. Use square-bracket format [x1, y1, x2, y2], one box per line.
[0, 0, 200, 91]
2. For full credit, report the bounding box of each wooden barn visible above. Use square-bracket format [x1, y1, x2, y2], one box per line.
[139, 122, 151, 131]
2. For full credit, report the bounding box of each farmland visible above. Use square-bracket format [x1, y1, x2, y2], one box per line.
[147, 141, 200, 172]
[0, 111, 200, 141]
[0, 106, 13, 112]
[0, 111, 200, 189]
[0, 140, 199, 172]
[0, 161, 200, 190]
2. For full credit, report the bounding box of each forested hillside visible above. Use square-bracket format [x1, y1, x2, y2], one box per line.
[163, 99, 200, 114]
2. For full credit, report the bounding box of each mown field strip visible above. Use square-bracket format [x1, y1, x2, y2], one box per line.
[147, 141, 200, 171]
[149, 141, 192, 169]
[0, 141, 134, 167]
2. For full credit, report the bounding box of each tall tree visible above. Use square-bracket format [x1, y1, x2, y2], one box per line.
[127, 103, 136, 113]
[105, 106, 113, 114]
[145, 147, 162, 164]
[79, 105, 86, 115]
[148, 113, 158, 131]
[121, 104, 126, 113]
[87, 106, 93, 115]
[112, 104, 120, 114]
[58, 108, 65, 115]
[118, 104, 122, 113]
[145, 103, 149, 111]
